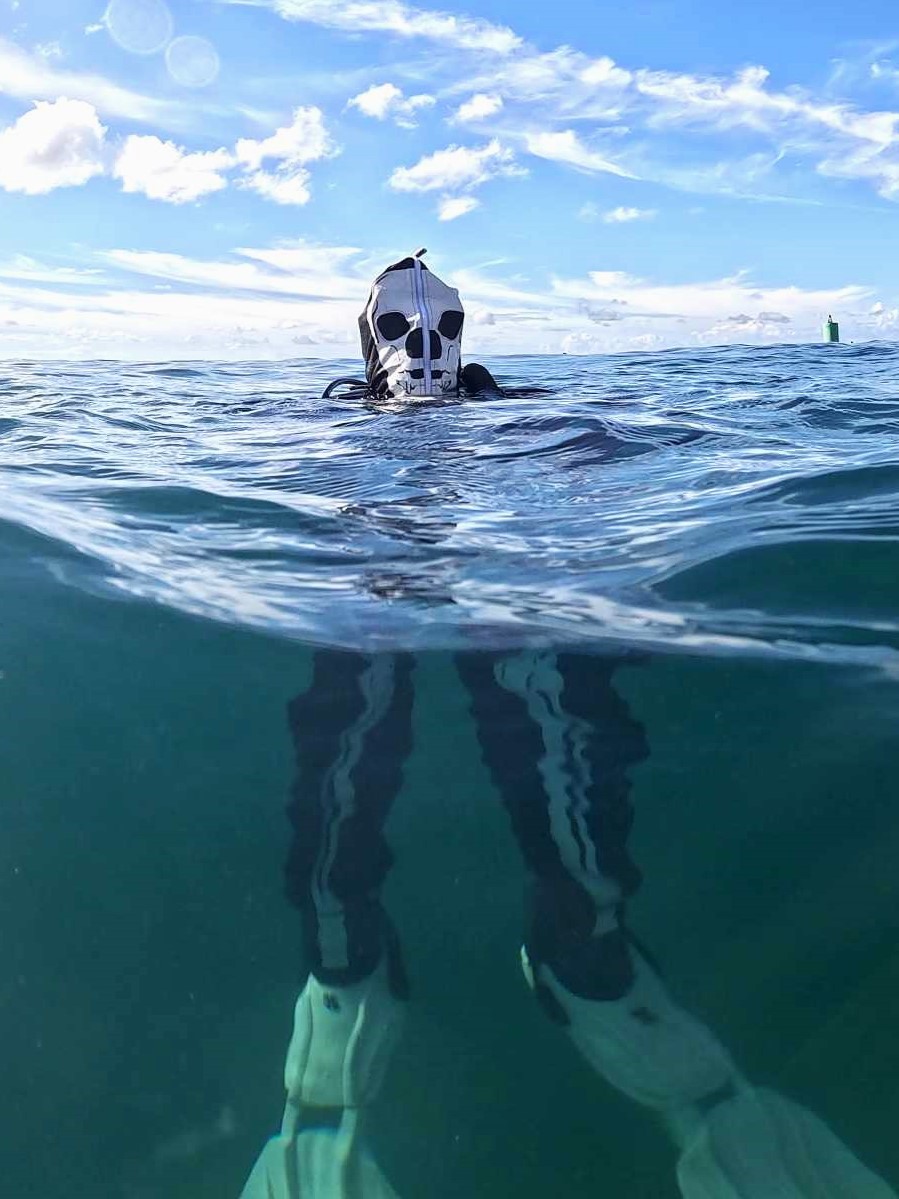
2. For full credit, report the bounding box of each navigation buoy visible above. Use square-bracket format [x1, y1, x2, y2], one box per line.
[824, 315, 840, 343]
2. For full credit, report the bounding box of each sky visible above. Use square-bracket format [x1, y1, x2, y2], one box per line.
[2, 0, 899, 358]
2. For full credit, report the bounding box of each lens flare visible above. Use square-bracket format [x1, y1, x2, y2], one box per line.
[104, 0, 173, 55]
[165, 35, 221, 88]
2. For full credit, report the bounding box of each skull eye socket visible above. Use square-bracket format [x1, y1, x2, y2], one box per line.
[437, 310, 464, 340]
[376, 311, 411, 340]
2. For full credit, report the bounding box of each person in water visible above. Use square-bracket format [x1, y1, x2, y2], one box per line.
[241, 255, 896, 1199]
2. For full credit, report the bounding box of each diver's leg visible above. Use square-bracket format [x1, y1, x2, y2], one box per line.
[243, 650, 414, 1199]
[457, 649, 896, 1198]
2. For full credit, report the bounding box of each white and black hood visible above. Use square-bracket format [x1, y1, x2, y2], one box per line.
[359, 255, 464, 400]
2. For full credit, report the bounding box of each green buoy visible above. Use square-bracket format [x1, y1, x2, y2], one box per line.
[824, 314, 840, 343]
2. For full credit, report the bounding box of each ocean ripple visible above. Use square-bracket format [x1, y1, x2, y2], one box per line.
[2, 344, 899, 667]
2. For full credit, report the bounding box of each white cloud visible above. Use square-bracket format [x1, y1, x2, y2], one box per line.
[602, 205, 656, 223]
[0, 35, 181, 126]
[699, 309, 795, 341]
[347, 82, 435, 127]
[451, 93, 503, 123]
[234, 105, 336, 169]
[213, 3, 899, 207]
[238, 241, 363, 279]
[0, 256, 105, 284]
[524, 130, 635, 177]
[0, 100, 336, 207]
[389, 139, 522, 192]
[0, 239, 381, 358]
[580, 56, 632, 88]
[104, 245, 367, 299]
[578, 202, 600, 221]
[0, 99, 107, 195]
[34, 41, 64, 61]
[111, 107, 337, 206]
[232, 107, 336, 205]
[438, 195, 479, 220]
[214, 0, 521, 54]
[239, 168, 312, 204]
[114, 136, 234, 203]
[0, 245, 883, 359]
[551, 268, 869, 326]
[871, 60, 899, 87]
[866, 300, 899, 330]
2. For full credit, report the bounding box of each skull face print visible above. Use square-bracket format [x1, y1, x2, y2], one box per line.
[359, 256, 464, 399]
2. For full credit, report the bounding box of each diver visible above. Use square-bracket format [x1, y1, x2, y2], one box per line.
[241, 254, 896, 1199]
[322, 249, 501, 403]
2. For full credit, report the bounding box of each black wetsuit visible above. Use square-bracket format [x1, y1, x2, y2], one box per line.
[284, 649, 648, 1003]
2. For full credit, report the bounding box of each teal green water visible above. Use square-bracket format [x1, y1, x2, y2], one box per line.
[4, 348, 899, 1195]
[4, 543, 898, 1196]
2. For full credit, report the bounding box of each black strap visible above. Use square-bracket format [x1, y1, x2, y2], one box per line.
[322, 377, 369, 399]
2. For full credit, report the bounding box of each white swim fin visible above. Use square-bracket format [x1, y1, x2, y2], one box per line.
[677, 1086, 897, 1199]
[242, 960, 405, 1199]
[241, 1108, 400, 1199]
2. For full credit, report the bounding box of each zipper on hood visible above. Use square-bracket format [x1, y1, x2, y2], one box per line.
[412, 256, 432, 394]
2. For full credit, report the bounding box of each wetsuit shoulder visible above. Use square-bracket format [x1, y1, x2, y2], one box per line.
[459, 362, 503, 396]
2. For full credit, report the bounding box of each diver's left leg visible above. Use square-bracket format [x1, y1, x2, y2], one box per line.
[242, 650, 414, 1199]
[458, 649, 897, 1198]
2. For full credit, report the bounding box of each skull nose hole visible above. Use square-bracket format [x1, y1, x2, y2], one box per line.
[405, 328, 423, 358]
[429, 330, 442, 360]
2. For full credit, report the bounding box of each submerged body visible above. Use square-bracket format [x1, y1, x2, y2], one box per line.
[241, 265, 898, 1199]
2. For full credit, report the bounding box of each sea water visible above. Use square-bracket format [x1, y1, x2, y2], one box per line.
[2, 345, 899, 1197]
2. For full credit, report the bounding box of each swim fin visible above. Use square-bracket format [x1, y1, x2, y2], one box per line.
[240, 1106, 400, 1199]
[242, 960, 405, 1198]
[676, 1086, 898, 1199]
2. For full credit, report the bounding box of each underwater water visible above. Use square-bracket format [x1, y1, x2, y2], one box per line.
[2, 344, 899, 1197]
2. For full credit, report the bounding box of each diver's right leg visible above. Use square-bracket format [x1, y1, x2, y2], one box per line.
[242, 650, 415, 1199]
[460, 649, 897, 1198]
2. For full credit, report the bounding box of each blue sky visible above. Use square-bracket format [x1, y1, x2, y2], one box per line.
[2, 0, 899, 358]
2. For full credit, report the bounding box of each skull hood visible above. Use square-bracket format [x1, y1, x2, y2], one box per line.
[359, 256, 464, 399]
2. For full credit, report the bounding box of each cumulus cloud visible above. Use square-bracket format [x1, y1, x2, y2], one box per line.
[451, 93, 503, 123]
[524, 130, 635, 177]
[389, 138, 522, 192]
[347, 83, 435, 127]
[114, 137, 234, 203]
[551, 268, 868, 339]
[0, 98, 107, 195]
[866, 300, 899, 330]
[234, 106, 336, 169]
[603, 206, 656, 222]
[703, 309, 796, 339]
[0, 100, 337, 207]
[231, 106, 337, 204]
[438, 194, 480, 220]
[579, 56, 632, 88]
[111, 106, 337, 206]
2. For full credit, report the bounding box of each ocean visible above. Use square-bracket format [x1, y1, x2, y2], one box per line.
[2, 344, 899, 1197]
